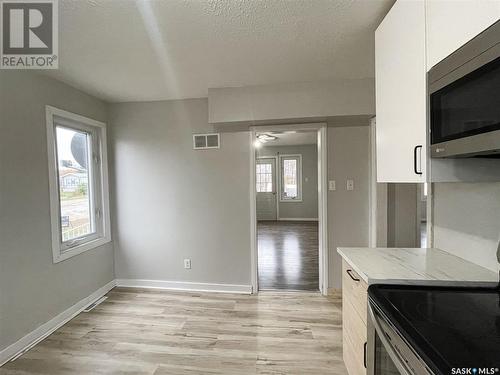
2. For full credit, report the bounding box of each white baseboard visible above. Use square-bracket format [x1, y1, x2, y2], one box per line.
[0, 280, 116, 367]
[115, 279, 253, 294]
[278, 218, 319, 221]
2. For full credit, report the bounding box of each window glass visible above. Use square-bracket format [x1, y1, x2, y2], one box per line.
[56, 126, 94, 242]
[283, 159, 298, 198]
[256, 163, 273, 193]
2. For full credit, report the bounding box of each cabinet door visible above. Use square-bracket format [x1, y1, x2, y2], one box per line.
[426, 0, 500, 70]
[342, 261, 368, 375]
[375, 0, 427, 183]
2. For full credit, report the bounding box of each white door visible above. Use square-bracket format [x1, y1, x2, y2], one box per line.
[375, 0, 427, 183]
[256, 158, 277, 221]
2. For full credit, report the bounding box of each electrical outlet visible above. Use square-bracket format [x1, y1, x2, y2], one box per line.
[329, 180, 336, 191]
[184, 259, 191, 269]
[346, 179, 354, 191]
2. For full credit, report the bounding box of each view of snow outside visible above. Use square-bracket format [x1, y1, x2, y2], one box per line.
[283, 159, 297, 198]
[56, 127, 92, 241]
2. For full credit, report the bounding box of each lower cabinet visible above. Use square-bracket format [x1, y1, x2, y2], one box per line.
[342, 260, 368, 375]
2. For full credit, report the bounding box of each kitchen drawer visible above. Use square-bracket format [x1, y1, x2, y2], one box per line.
[343, 299, 367, 375]
[342, 260, 368, 324]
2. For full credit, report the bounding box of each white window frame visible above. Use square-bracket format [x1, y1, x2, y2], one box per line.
[46, 106, 111, 263]
[279, 154, 303, 202]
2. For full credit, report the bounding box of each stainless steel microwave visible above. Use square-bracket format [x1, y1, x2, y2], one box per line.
[429, 21, 500, 158]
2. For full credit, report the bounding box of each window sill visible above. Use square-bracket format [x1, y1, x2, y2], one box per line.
[53, 236, 111, 263]
[279, 198, 303, 203]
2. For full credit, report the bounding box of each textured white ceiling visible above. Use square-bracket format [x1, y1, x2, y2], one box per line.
[45, 0, 394, 102]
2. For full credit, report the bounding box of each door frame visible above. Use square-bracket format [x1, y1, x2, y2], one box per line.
[256, 156, 279, 220]
[369, 117, 388, 247]
[249, 123, 328, 295]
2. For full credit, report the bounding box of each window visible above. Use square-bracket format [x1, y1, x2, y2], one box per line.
[279, 154, 302, 201]
[46, 106, 111, 263]
[256, 162, 273, 192]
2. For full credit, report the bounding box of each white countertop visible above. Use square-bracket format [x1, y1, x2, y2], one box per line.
[337, 247, 498, 286]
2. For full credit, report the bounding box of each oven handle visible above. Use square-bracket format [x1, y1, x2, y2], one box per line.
[368, 303, 413, 375]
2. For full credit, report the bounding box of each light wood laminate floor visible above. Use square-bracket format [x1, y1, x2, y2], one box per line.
[0, 288, 346, 375]
[258, 221, 319, 291]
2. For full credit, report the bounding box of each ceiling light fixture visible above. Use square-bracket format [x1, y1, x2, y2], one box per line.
[256, 134, 278, 142]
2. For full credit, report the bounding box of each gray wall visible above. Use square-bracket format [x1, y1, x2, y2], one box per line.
[110, 107, 370, 289]
[0, 72, 114, 353]
[433, 182, 500, 273]
[208, 78, 375, 125]
[0, 76, 372, 355]
[109, 99, 252, 285]
[257, 144, 318, 219]
[387, 184, 419, 248]
[327, 126, 370, 289]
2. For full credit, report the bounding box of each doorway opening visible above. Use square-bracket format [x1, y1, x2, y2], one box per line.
[252, 127, 325, 292]
[385, 183, 428, 248]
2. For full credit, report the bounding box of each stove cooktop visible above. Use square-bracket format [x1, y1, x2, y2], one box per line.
[368, 284, 500, 375]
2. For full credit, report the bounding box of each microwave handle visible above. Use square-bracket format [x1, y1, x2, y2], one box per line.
[414, 145, 423, 175]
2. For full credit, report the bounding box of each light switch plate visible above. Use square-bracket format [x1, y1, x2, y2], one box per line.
[328, 180, 336, 191]
[184, 259, 191, 269]
[347, 179, 354, 191]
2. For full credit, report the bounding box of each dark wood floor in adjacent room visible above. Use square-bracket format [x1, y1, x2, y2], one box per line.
[0, 288, 346, 375]
[258, 220, 319, 291]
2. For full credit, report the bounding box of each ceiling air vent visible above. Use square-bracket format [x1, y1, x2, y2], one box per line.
[193, 133, 220, 150]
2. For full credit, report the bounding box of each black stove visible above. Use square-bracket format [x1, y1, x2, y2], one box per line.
[368, 284, 500, 375]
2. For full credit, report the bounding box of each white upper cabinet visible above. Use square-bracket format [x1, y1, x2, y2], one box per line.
[426, 0, 500, 70]
[375, 0, 427, 183]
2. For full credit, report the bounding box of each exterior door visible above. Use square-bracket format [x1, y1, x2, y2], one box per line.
[256, 158, 277, 221]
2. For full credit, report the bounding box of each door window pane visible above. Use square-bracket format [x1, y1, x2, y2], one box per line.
[56, 126, 94, 242]
[256, 163, 273, 192]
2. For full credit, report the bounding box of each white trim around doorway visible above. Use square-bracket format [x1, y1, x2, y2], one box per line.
[249, 123, 329, 296]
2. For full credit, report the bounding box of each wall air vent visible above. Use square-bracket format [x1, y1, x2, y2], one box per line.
[193, 133, 220, 150]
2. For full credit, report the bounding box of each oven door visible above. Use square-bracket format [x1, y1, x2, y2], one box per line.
[367, 302, 432, 375]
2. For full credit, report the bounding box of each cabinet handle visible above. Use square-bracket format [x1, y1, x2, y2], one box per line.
[414, 145, 423, 175]
[346, 269, 360, 282]
[364, 341, 367, 368]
